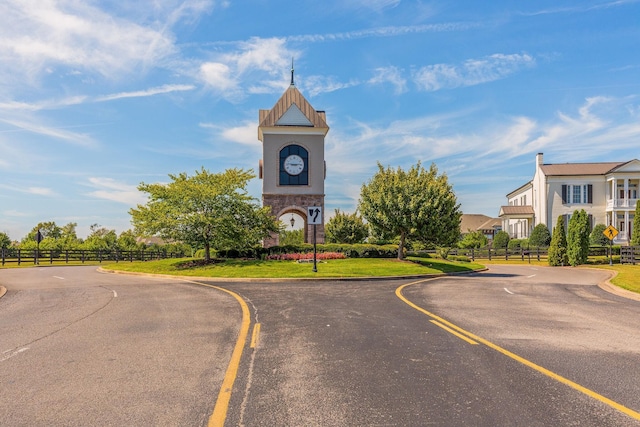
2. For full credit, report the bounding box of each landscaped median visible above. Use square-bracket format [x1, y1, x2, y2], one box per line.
[101, 256, 486, 279]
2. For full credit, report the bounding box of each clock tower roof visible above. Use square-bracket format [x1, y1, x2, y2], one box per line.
[258, 85, 329, 140]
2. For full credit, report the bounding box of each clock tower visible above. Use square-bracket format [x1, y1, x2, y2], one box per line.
[258, 71, 329, 247]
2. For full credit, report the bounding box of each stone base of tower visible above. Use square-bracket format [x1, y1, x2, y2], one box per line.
[262, 193, 325, 248]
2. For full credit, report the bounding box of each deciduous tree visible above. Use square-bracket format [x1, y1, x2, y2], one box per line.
[325, 209, 369, 244]
[358, 162, 461, 260]
[492, 230, 510, 249]
[130, 168, 279, 261]
[529, 224, 552, 247]
[590, 224, 609, 246]
[458, 230, 488, 249]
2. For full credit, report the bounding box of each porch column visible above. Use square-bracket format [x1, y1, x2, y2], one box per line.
[612, 179, 617, 207]
[624, 178, 629, 207]
[625, 211, 630, 242]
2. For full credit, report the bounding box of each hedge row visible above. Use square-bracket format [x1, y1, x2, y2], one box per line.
[196, 243, 401, 259]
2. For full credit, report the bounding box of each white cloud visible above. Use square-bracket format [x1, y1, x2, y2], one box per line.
[0, 0, 176, 85]
[200, 121, 260, 147]
[200, 62, 238, 93]
[0, 117, 96, 147]
[96, 84, 196, 102]
[303, 75, 361, 97]
[368, 66, 407, 94]
[288, 22, 481, 43]
[86, 177, 147, 206]
[413, 53, 536, 91]
[198, 37, 299, 100]
[27, 187, 56, 196]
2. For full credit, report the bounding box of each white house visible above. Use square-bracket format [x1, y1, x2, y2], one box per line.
[500, 153, 640, 244]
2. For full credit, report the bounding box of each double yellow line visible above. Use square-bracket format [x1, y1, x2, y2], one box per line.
[396, 279, 640, 422]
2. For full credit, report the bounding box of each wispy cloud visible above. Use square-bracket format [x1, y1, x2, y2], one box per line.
[288, 22, 481, 43]
[368, 66, 407, 94]
[0, 1, 177, 84]
[27, 187, 56, 196]
[327, 96, 640, 183]
[95, 84, 196, 102]
[413, 53, 536, 91]
[86, 177, 147, 205]
[200, 121, 261, 148]
[199, 37, 298, 100]
[521, 0, 639, 16]
[0, 118, 97, 147]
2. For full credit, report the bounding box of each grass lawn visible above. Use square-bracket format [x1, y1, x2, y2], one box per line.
[588, 264, 640, 294]
[103, 257, 485, 279]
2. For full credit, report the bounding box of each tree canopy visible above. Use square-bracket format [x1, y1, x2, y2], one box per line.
[130, 167, 279, 260]
[325, 209, 369, 244]
[458, 230, 488, 249]
[358, 162, 461, 260]
[492, 230, 510, 249]
[528, 224, 552, 247]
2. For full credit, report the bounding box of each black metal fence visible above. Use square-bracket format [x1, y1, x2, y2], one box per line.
[1, 248, 186, 266]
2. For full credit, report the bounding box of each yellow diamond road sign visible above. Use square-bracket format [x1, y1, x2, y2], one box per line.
[603, 225, 619, 241]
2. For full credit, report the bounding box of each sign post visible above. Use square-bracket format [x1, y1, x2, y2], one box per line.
[603, 225, 618, 266]
[35, 229, 43, 265]
[307, 206, 322, 272]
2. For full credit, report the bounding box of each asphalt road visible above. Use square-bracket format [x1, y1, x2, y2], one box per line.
[1, 264, 639, 426]
[0, 266, 240, 426]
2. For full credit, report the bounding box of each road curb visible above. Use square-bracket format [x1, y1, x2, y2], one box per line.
[0, 286, 6, 299]
[96, 266, 488, 283]
[595, 269, 640, 302]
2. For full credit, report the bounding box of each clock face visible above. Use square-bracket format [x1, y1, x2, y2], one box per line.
[284, 154, 304, 175]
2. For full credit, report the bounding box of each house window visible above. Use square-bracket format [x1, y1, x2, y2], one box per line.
[562, 184, 593, 204]
[573, 186, 581, 204]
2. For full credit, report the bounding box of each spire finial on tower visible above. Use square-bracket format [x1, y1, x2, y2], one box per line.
[290, 58, 295, 86]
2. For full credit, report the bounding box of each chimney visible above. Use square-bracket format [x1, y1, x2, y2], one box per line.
[536, 153, 544, 167]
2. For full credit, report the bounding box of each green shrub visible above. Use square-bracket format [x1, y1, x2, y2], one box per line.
[492, 231, 510, 249]
[529, 224, 551, 247]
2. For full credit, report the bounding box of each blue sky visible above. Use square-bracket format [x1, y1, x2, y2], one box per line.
[1, 0, 640, 240]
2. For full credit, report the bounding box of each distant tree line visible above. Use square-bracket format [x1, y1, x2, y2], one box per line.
[0, 222, 189, 254]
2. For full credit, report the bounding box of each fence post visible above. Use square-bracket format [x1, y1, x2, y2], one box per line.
[537, 247, 540, 261]
[50, 250, 53, 264]
[488, 247, 492, 261]
[1, 248, 4, 266]
[18, 249, 21, 265]
[65, 250, 69, 264]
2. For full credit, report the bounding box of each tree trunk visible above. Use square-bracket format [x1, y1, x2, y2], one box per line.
[204, 242, 211, 261]
[397, 232, 406, 260]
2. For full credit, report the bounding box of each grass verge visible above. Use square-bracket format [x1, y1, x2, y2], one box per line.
[103, 257, 484, 279]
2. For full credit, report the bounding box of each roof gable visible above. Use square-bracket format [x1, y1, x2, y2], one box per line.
[609, 159, 640, 173]
[259, 85, 328, 133]
[276, 104, 313, 126]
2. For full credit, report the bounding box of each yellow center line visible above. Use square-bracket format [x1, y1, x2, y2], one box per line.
[182, 280, 251, 427]
[430, 320, 478, 345]
[396, 279, 640, 422]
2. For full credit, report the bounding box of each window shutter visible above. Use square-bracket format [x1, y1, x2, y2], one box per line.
[587, 184, 593, 204]
[562, 185, 568, 204]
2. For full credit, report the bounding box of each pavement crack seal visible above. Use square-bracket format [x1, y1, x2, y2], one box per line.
[396, 278, 640, 422]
